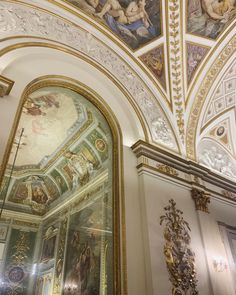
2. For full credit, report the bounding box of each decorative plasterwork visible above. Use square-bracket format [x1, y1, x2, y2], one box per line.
[132, 140, 236, 204]
[203, 118, 235, 155]
[191, 188, 210, 213]
[197, 139, 236, 179]
[0, 75, 14, 97]
[167, 0, 185, 141]
[0, 1, 178, 152]
[202, 61, 236, 128]
[186, 35, 236, 160]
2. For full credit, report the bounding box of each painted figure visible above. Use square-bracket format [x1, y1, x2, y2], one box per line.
[64, 151, 94, 187]
[202, 0, 236, 20]
[67, 0, 160, 49]
[188, 0, 236, 38]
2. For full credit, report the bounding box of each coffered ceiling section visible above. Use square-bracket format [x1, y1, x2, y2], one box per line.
[0, 0, 235, 179]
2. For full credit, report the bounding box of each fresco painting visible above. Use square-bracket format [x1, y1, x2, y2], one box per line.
[8, 175, 60, 214]
[63, 197, 112, 295]
[187, 43, 209, 85]
[139, 45, 166, 90]
[41, 235, 57, 262]
[66, 0, 161, 49]
[87, 129, 109, 162]
[8, 88, 82, 168]
[1, 229, 36, 295]
[50, 169, 69, 194]
[188, 0, 236, 39]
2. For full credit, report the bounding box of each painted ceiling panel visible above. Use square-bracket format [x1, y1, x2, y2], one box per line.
[2, 86, 112, 216]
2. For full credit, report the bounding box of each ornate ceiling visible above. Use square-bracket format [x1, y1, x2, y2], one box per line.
[0, 0, 235, 183]
[1, 86, 111, 215]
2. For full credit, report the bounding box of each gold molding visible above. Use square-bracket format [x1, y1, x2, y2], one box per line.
[0, 41, 150, 143]
[0, 75, 14, 97]
[160, 199, 198, 294]
[191, 188, 210, 213]
[0, 41, 182, 154]
[4, 0, 169, 107]
[186, 35, 236, 160]
[0, 75, 127, 295]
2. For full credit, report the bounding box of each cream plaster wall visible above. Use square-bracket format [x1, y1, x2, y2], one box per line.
[136, 171, 236, 295]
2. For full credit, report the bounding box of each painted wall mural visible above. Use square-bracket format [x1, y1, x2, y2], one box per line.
[188, 0, 236, 39]
[65, 0, 161, 49]
[2, 86, 112, 216]
[1, 229, 37, 295]
[139, 45, 166, 90]
[63, 195, 112, 295]
[186, 43, 209, 85]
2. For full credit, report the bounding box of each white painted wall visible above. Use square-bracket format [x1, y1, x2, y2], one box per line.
[137, 171, 236, 295]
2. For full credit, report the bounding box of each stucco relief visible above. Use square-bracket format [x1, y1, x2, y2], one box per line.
[0, 2, 178, 151]
[198, 139, 236, 179]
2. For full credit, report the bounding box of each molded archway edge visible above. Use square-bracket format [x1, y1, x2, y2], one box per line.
[0, 75, 127, 295]
[0, 0, 180, 154]
[186, 35, 236, 160]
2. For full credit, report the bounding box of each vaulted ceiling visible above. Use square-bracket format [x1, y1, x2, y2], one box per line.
[0, 0, 235, 183]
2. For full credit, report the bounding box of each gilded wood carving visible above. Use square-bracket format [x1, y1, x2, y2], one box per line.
[160, 199, 198, 295]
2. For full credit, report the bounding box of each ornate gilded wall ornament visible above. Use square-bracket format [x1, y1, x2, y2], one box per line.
[222, 190, 236, 202]
[160, 199, 198, 295]
[156, 164, 179, 176]
[191, 188, 210, 213]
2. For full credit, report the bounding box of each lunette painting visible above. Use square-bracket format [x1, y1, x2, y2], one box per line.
[188, 0, 236, 39]
[65, 0, 161, 49]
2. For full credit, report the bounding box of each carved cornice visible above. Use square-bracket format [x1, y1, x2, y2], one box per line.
[191, 188, 210, 213]
[132, 140, 236, 204]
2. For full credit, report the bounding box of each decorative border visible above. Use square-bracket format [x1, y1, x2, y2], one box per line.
[0, 75, 14, 97]
[166, 0, 184, 141]
[186, 36, 236, 159]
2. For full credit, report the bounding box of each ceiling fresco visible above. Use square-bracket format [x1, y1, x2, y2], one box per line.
[1, 87, 112, 216]
[187, 0, 236, 39]
[0, 0, 236, 186]
[65, 0, 161, 50]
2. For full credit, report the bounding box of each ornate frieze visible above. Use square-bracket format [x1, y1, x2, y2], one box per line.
[222, 190, 236, 202]
[0, 1, 178, 152]
[191, 188, 210, 213]
[160, 199, 198, 295]
[156, 164, 178, 176]
[167, 0, 185, 141]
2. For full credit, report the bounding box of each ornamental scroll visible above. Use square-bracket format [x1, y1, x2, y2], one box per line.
[160, 199, 198, 295]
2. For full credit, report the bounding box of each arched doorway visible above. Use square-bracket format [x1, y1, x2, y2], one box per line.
[0, 77, 123, 295]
